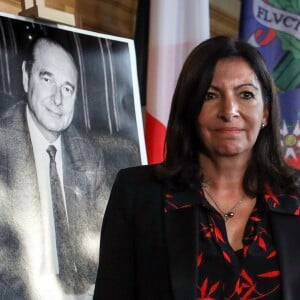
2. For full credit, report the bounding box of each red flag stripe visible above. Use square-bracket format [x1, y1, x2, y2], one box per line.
[145, 112, 166, 164]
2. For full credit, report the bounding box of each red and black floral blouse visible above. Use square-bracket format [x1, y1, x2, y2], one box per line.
[165, 185, 300, 299]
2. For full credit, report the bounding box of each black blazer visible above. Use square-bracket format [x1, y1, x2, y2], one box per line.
[94, 164, 300, 300]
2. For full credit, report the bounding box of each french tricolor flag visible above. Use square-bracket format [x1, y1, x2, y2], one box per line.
[145, 0, 210, 164]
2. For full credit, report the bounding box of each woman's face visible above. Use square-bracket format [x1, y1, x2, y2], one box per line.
[197, 57, 269, 159]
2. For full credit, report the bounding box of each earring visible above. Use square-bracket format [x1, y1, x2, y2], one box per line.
[261, 123, 265, 128]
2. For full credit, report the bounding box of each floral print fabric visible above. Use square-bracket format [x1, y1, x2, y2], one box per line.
[165, 186, 300, 299]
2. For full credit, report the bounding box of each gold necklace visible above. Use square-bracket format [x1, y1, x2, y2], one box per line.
[203, 187, 245, 222]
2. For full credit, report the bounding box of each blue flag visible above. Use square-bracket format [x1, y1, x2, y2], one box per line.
[239, 0, 300, 170]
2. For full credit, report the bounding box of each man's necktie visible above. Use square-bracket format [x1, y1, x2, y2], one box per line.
[47, 145, 77, 291]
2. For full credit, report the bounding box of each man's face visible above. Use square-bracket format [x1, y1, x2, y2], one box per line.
[23, 40, 78, 142]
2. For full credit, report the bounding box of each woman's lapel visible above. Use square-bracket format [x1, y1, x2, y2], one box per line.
[264, 185, 300, 299]
[269, 211, 300, 300]
[164, 190, 200, 300]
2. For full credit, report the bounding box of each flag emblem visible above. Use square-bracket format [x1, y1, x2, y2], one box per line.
[240, 0, 300, 169]
[281, 120, 300, 169]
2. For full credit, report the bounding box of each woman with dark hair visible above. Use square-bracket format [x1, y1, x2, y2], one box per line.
[93, 36, 300, 299]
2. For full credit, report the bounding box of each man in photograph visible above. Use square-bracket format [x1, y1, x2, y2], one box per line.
[0, 37, 108, 299]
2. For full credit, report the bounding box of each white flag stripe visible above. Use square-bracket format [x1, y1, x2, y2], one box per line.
[146, 0, 210, 126]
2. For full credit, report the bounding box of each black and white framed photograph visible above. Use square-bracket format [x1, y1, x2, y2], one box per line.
[0, 12, 146, 299]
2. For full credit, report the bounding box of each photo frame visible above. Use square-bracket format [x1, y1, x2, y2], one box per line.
[0, 12, 146, 299]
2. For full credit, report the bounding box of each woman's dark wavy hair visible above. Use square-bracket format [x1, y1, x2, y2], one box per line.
[157, 36, 299, 196]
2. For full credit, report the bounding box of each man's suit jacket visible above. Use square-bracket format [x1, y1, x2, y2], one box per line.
[94, 164, 300, 300]
[0, 102, 109, 298]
